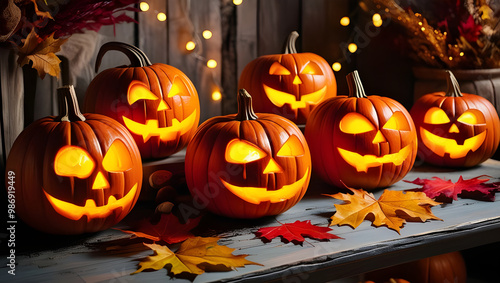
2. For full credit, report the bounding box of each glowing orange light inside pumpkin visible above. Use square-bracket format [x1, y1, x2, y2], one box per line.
[277, 135, 305, 157]
[338, 145, 412, 173]
[421, 108, 487, 158]
[54, 146, 95, 178]
[340, 112, 375, 134]
[43, 184, 138, 221]
[127, 81, 158, 105]
[225, 139, 266, 163]
[102, 140, 133, 172]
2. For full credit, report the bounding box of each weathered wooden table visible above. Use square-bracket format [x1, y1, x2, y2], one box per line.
[3, 159, 500, 282]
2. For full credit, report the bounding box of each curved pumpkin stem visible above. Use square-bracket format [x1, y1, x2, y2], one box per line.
[56, 85, 86, 122]
[95, 42, 151, 73]
[236, 89, 258, 121]
[284, 31, 299, 54]
[346, 70, 368, 98]
[445, 70, 463, 97]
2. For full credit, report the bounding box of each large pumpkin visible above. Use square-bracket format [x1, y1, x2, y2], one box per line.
[84, 42, 200, 159]
[305, 71, 417, 190]
[238, 31, 337, 124]
[6, 86, 142, 234]
[410, 70, 500, 167]
[185, 89, 311, 218]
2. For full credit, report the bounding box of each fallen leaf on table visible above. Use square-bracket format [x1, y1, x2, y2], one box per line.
[326, 188, 441, 234]
[255, 220, 342, 244]
[17, 28, 68, 79]
[404, 175, 499, 202]
[132, 237, 262, 277]
[116, 213, 201, 244]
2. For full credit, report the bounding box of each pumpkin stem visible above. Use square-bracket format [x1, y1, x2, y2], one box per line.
[56, 85, 86, 122]
[284, 31, 299, 54]
[346, 70, 368, 98]
[445, 70, 463, 97]
[94, 42, 152, 73]
[235, 89, 258, 121]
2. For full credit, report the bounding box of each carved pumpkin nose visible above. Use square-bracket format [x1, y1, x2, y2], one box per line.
[293, 75, 302, 85]
[263, 158, 283, 174]
[449, 123, 460, 133]
[157, 100, 169, 111]
[92, 171, 110, 190]
[372, 130, 386, 144]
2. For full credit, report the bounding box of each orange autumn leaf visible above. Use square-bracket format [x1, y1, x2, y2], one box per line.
[132, 237, 262, 277]
[326, 188, 441, 233]
[29, 0, 54, 20]
[17, 28, 68, 79]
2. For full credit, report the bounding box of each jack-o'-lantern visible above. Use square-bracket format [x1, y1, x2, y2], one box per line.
[410, 70, 500, 167]
[185, 89, 311, 218]
[305, 71, 417, 190]
[238, 31, 337, 124]
[84, 42, 200, 159]
[5, 86, 142, 234]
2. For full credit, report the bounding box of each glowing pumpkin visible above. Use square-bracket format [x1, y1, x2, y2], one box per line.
[185, 89, 311, 218]
[305, 71, 417, 190]
[5, 86, 142, 234]
[238, 31, 337, 124]
[410, 70, 500, 167]
[84, 42, 200, 159]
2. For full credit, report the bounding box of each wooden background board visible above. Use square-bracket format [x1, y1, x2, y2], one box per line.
[4, 159, 500, 282]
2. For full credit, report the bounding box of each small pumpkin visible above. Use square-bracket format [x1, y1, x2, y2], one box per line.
[305, 71, 417, 190]
[238, 31, 337, 124]
[410, 70, 500, 167]
[84, 42, 200, 159]
[364, 251, 467, 283]
[6, 86, 142, 234]
[185, 89, 311, 218]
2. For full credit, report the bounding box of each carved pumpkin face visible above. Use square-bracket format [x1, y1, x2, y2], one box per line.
[410, 71, 500, 167]
[84, 42, 200, 159]
[45, 140, 139, 222]
[238, 32, 336, 124]
[6, 86, 142, 234]
[185, 90, 311, 218]
[305, 71, 417, 190]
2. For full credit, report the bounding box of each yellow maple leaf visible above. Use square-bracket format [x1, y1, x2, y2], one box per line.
[132, 237, 262, 276]
[17, 28, 68, 79]
[326, 188, 441, 233]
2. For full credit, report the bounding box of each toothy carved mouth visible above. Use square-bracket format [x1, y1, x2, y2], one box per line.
[122, 110, 197, 143]
[421, 128, 486, 158]
[43, 184, 138, 221]
[263, 85, 327, 110]
[338, 145, 412, 173]
[220, 168, 309, 205]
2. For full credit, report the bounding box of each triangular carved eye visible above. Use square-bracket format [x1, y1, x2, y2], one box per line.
[340, 113, 375, 134]
[383, 111, 410, 131]
[102, 140, 133, 172]
[127, 81, 158, 105]
[54, 146, 95, 178]
[277, 135, 305, 157]
[424, 107, 450, 124]
[300, 62, 323, 75]
[269, 62, 291, 75]
[225, 139, 267, 164]
[457, 109, 485, 125]
[167, 77, 190, 98]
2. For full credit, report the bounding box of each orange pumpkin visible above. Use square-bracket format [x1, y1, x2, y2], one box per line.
[185, 89, 311, 218]
[410, 70, 500, 167]
[238, 31, 337, 124]
[5, 86, 142, 234]
[84, 42, 200, 159]
[305, 71, 417, 190]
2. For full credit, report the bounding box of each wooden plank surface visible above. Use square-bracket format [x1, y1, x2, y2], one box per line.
[4, 159, 500, 282]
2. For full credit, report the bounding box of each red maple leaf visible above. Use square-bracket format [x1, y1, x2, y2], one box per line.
[404, 175, 498, 202]
[255, 220, 342, 244]
[116, 214, 201, 244]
